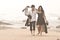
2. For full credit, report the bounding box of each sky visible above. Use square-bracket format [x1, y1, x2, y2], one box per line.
[0, 0, 60, 21]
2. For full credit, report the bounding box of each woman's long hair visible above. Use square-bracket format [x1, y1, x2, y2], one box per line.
[38, 5, 46, 20]
[38, 5, 44, 14]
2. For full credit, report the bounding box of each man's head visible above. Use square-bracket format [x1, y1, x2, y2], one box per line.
[31, 5, 35, 11]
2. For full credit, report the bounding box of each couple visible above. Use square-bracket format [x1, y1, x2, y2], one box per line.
[22, 5, 48, 36]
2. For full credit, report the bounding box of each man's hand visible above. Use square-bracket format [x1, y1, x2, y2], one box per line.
[22, 9, 25, 12]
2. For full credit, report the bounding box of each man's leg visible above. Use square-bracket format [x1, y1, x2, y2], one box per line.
[30, 22, 32, 34]
[33, 21, 35, 31]
[25, 18, 30, 26]
[32, 21, 35, 36]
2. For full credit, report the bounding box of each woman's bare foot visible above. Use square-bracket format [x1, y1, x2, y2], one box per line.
[40, 32, 42, 36]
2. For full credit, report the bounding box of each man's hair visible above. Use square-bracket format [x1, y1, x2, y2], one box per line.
[31, 5, 35, 8]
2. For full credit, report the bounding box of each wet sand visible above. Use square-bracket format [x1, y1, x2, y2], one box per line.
[0, 28, 60, 40]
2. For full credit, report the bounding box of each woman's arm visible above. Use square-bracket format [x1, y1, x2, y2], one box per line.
[43, 12, 46, 20]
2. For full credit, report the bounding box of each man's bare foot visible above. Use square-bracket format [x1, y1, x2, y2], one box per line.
[36, 33, 40, 36]
[32, 31, 35, 36]
[31, 31, 32, 34]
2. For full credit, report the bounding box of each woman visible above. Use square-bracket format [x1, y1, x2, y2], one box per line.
[37, 6, 48, 36]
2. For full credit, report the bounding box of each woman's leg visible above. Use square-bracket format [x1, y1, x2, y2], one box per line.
[40, 25, 43, 36]
[37, 25, 40, 34]
[37, 25, 41, 35]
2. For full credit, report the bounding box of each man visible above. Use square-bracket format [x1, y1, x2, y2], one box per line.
[29, 5, 37, 36]
[22, 6, 31, 26]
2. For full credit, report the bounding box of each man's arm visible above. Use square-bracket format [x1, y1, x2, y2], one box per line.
[22, 6, 30, 12]
[22, 8, 26, 12]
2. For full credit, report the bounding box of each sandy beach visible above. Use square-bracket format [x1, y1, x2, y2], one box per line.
[0, 28, 60, 40]
[0, 0, 60, 40]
